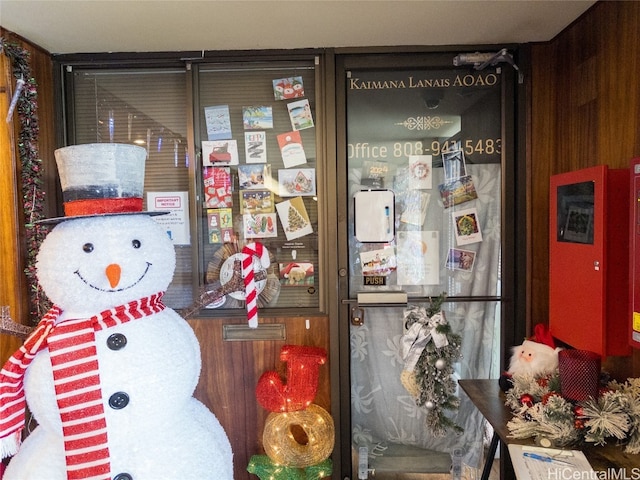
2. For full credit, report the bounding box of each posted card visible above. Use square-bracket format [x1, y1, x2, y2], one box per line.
[276, 196, 313, 241]
[244, 131, 267, 163]
[278, 168, 316, 197]
[442, 149, 467, 182]
[445, 248, 476, 272]
[396, 231, 439, 285]
[452, 207, 483, 246]
[399, 190, 430, 226]
[243, 213, 278, 239]
[273, 76, 305, 100]
[238, 164, 271, 190]
[243, 106, 273, 130]
[203, 167, 232, 208]
[202, 140, 239, 166]
[204, 105, 232, 141]
[438, 175, 478, 208]
[277, 131, 307, 168]
[287, 99, 314, 130]
[360, 247, 397, 277]
[240, 190, 274, 214]
[408, 155, 433, 189]
[279, 262, 314, 286]
[207, 208, 234, 244]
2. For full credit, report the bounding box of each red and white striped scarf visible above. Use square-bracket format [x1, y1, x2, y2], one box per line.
[0, 292, 165, 479]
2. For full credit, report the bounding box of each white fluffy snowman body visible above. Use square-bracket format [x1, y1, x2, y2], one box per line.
[4, 214, 232, 480]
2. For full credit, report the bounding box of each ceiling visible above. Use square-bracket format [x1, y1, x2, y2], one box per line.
[0, 0, 595, 55]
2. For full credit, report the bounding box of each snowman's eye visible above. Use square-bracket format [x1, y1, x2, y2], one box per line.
[83, 243, 94, 253]
[132, 239, 141, 249]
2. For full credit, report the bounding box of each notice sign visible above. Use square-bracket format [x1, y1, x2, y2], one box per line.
[147, 191, 190, 245]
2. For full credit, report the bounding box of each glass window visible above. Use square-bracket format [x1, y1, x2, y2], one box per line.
[69, 68, 192, 308]
[66, 57, 322, 315]
[193, 60, 320, 312]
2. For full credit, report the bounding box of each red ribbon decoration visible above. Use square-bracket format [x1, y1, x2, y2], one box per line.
[64, 198, 143, 217]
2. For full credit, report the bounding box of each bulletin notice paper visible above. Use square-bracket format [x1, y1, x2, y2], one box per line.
[147, 191, 190, 245]
[507, 445, 595, 480]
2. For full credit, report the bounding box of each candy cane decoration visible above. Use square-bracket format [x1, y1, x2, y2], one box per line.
[242, 242, 270, 328]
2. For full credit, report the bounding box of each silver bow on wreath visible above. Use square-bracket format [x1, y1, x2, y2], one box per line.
[401, 308, 449, 372]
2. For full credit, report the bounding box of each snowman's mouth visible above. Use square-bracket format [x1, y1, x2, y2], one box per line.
[74, 262, 152, 292]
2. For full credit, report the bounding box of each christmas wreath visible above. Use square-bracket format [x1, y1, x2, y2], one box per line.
[399, 294, 463, 436]
[505, 372, 640, 453]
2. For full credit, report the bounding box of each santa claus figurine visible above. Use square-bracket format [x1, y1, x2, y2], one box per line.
[499, 324, 562, 391]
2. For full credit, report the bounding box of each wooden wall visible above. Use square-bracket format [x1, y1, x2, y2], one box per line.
[0, 29, 56, 365]
[529, 1, 640, 377]
[189, 315, 331, 480]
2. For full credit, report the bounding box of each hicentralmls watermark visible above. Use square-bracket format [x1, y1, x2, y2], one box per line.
[548, 467, 640, 480]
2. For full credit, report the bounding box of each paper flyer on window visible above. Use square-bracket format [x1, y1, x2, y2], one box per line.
[396, 230, 439, 285]
[147, 191, 190, 245]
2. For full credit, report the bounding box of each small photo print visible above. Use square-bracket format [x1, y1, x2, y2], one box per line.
[243, 213, 278, 239]
[278, 168, 316, 197]
[277, 131, 307, 168]
[276, 196, 313, 241]
[442, 149, 467, 182]
[204, 105, 232, 141]
[446, 248, 476, 272]
[244, 131, 267, 164]
[408, 155, 433, 189]
[202, 140, 239, 166]
[452, 207, 483, 246]
[240, 190, 274, 214]
[438, 175, 478, 208]
[238, 164, 271, 190]
[279, 262, 314, 286]
[287, 99, 314, 131]
[243, 106, 273, 130]
[360, 247, 397, 277]
[273, 76, 305, 101]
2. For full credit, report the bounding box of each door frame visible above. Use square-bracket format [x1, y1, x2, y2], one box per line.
[330, 46, 526, 479]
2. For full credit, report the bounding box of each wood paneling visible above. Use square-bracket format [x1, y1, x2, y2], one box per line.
[188, 315, 331, 480]
[0, 31, 55, 365]
[529, 1, 640, 375]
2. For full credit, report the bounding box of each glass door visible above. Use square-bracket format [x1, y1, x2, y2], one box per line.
[336, 52, 516, 479]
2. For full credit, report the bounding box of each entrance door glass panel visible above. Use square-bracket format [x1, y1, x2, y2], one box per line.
[345, 65, 504, 477]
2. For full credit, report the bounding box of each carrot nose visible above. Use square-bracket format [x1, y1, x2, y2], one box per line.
[106, 263, 121, 288]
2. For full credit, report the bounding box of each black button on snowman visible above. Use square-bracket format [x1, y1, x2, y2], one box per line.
[0, 144, 233, 480]
[107, 332, 127, 350]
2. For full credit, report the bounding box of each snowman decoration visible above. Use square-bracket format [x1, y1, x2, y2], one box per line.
[0, 144, 233, 479]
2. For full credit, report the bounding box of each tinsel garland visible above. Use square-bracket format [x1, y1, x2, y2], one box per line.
[400, 294, 463, 436]
[1, 38, 50, 325]
[505, 372, 640, 453]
